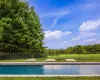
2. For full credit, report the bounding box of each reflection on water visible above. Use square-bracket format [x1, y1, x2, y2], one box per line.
[43, 65, 100, 75]
[79, 65, 100, 75]
[43, 65, 79, 75]
[0, 65, 100, 75]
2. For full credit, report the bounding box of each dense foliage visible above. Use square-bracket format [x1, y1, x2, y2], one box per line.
[0, 0, 45, 59]
[46, 44, 100, 55]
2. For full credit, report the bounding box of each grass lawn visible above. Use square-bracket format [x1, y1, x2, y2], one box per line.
[48, 54, 100, 62]
[0, 77, 100, 80]
[0, 54, 100, 62]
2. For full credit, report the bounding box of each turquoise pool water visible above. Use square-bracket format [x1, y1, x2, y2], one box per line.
[0, 65, 100, 75]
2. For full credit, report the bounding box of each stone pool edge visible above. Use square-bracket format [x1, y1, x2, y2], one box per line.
[0, 75, 100, 77]
[0, 62, 100, 65]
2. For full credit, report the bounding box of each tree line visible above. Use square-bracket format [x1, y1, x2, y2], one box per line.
[46, 44, 100, 55]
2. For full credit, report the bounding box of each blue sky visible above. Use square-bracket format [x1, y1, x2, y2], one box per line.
[28, 0, 100, 49]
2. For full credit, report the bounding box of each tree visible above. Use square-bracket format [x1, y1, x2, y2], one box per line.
[66, 47, 74, 54]
[0, 0, 44, 59]
[82, 49, 86, 54]
[73, 45, 83, 60]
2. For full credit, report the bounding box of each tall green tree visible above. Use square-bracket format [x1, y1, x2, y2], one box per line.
[0, 0, 44, 59]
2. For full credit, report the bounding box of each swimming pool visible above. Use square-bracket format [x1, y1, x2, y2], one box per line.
[0, 65, 100, 75]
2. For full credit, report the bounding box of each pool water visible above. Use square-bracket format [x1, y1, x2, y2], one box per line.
[0, 65, 100, 75]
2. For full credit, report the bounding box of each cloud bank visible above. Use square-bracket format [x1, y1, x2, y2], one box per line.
[45, 30, 72, 40]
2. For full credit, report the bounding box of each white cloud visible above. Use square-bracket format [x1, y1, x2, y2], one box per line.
[79, 19, 100, 32]
[85, 4, 96, 8]
[52, 17, 60, 28]
[42, 9, 70, 29]
[95, 40, 100, 44]
[73, 19, 100, 41]
[49, 44, 53, 46]
[45, 30, 72, 40]
[72, 32, 96, 41]
[84, 38, 97, 43]
[41, 10, 70, 18]
[60, 41, 71, 46]
[64, 41, 68, 43]
[83, 38, 100, 44]
[41, 7, 71, 30]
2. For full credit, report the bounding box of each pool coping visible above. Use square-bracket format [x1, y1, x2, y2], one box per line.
[0, 62, 100, 65]
[0, 75, 100, 77]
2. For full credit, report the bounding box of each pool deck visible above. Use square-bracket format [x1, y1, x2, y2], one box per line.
[0, 62, 100, 65]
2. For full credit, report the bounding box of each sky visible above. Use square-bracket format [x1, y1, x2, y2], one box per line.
[28, 0, 100, 49]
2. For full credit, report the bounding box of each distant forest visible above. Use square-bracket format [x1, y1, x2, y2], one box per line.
[46, 44, 100, 55]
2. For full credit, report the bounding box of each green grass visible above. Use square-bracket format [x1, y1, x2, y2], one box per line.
[0, 77, 100, 80]
[0, 54, 100, 62]
[0, 59, 26, 62]
[48, 54, 100, 59]
[48, 54, 100, 61]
